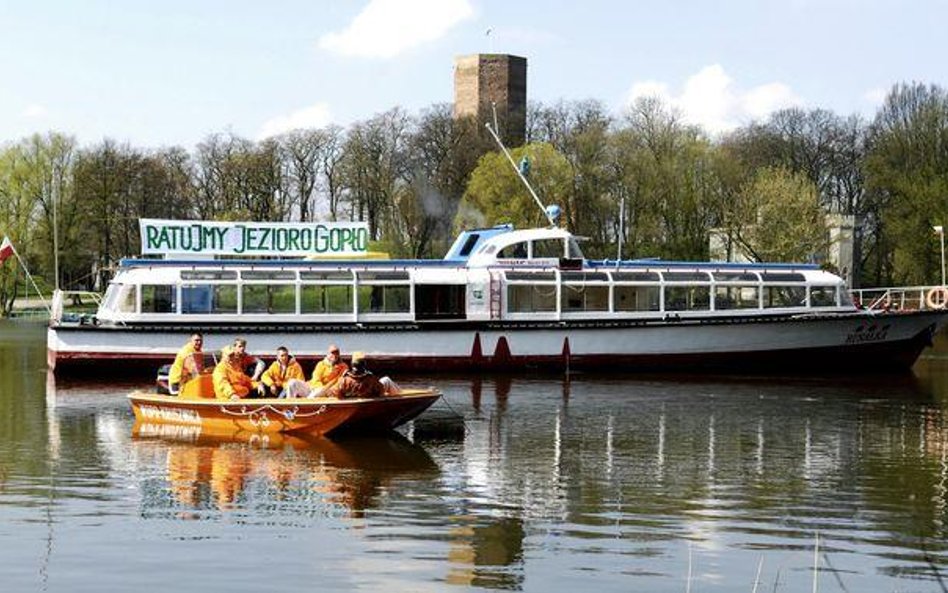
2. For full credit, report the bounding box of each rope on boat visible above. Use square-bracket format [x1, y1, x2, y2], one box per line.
[218, 404, 329, 425]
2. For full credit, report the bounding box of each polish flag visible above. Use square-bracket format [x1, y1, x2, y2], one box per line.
[0, 236, 13, 264]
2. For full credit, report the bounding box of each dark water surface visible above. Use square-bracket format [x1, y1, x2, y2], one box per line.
[4, 321, 948, 592]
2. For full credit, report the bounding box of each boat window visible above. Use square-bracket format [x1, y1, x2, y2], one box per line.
[181, 284, 237, 314]
[102, 284, 119, 311]
[715, 286, 759, 310]
[615, 285, 660, 311]
[532, 239, 562, 258]
[302, 285, 352, 314]
[507, 284, 556, 312]
[567, 239, 584, 259]
[613, 271, 660, 283]
[477, 244, 497, 255]
[497, 242, 528, 259]
[241, 270, 296, 281]
[665, 286, 710, 311]
[561, 272, 609, 282]
[713, 272, 759, 282]
[242, 284, 296, 314]
[116, 284, 137, 313]
[300, 271, 352, 282]
[357, 271, 410, 282]
[761, 272, 805, 283]
[358, 285, 410, 313]
[141, 285, 175, 313]
[809, 286, 837, 307]
[562, 284, 609, 312]
[663, 271, 711, 283]
[180, 270, 238, 281]
[764, 286, 807, 308]
[458, 234, 480, 257]
[505, 272, 556, 282]
[840, 289, 855, 307]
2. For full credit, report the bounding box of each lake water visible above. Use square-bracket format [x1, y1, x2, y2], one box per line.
[3, 321, 948, 592]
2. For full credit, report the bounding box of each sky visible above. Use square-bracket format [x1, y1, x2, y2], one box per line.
[1, 0, 946, 149]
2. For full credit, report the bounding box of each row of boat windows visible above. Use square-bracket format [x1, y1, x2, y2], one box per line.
[104, 280, 845, 316]
[508, 284, 843, 313]
[166, 268, 810, 283]
[105, 283, 407, 315]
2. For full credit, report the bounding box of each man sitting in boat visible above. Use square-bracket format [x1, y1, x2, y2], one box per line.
[232, 337, 266, 382]
[260, 346, 305, 398]
[311, 344, 349, 390]
[324, 352, 400, 399]
[168, 333, 204, 395]
[283, 344, 348, 399]
[213, 346, 265, 400]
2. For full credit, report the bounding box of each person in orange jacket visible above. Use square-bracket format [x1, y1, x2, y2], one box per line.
[213, 346, 264, 400]
[260, 346, 305, 398]
[310, 344, 349, 390]
[232, 337, 265, 381]
[284, 344, 349, 398]
[168, 333, 204, 394]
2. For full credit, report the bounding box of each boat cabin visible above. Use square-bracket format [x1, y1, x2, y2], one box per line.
[92, 225, 854, 326]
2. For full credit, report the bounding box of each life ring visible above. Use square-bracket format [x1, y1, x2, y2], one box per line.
[926, 287, 948, 310]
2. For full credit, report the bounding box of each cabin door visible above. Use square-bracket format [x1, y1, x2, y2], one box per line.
[489, 271, 502, 320]
[414, 284, 466, 320]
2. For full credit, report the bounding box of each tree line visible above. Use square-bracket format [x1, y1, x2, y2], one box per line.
[1, 82, 947, 314]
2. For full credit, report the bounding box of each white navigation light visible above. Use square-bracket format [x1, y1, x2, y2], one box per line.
[545, 204, 561, 224]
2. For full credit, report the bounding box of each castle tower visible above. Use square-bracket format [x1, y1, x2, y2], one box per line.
[453, 54, 527, 147]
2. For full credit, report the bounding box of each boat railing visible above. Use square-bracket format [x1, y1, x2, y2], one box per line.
[50, 289, 103, 325]
[849, 285, 948, 312]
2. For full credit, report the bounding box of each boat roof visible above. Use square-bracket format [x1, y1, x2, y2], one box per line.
[116, 256, 820, 272]
[117, 257, 463, 268]
[116, 223, 820, 272]
[587, 259, 820, 271]
[443, 223, 515, 262]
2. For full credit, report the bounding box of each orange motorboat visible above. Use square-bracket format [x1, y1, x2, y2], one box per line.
[128, 372, 441, 437]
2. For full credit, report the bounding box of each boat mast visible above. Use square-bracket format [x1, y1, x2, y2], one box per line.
[53, 167, 59, 291]
[483, 122, 558, 227]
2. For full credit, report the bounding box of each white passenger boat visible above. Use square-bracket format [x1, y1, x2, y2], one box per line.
[47, 219, 948, 375]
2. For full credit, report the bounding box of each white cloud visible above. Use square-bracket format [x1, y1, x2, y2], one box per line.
[627, 64, 803, 134]
[319, 0, 474, 59]
[258, 103, 332, 139]
[741, 82, 799, 119]
[22, 104, 48, 118]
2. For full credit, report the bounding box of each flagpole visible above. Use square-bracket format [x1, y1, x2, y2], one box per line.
[9, 241, 51, 315]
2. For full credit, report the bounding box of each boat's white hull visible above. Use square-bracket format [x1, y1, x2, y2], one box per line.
[48, 310, 946, 374]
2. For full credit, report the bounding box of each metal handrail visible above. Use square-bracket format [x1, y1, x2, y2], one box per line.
[850, 285, 947, 311]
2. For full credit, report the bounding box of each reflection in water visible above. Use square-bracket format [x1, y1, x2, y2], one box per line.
[132, 423, 440, 517]
[447, 516, 525, 590]
[6, 320, 948, 591]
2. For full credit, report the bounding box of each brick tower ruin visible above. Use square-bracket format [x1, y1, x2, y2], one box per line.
[453, 54, 527, 147]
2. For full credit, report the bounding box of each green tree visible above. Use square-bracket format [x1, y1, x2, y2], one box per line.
[725, 167, 827, 262]
[864, 82, 948, 286]
[607, 97, 722, 260]
[457, 142, 572, 231]
[529, 100, 615, 249]
[339, 108, 412, 245]
[278, 128, 328, 222]
[402, 106, 490, 257]
[0, 144, 39, 315]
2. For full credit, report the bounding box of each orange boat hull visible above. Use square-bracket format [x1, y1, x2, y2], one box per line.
[128, 389, 441, 436]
